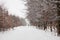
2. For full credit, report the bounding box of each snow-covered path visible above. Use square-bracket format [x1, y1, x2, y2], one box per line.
[0, 26, 60, 40]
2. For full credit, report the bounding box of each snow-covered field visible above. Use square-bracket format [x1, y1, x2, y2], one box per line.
[0, 26, 60, 40]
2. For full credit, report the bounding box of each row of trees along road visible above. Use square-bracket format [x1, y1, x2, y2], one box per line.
[26, 0, 60, 36]
[0, 5, 26, 31]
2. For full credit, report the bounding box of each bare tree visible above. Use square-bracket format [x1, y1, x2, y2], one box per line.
[55, 0, 60, 35]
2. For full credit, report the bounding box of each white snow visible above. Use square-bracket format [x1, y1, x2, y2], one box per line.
[0, 26, 60, 40]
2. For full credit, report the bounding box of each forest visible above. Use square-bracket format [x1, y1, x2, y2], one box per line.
[26, 0, 60, 36]
[0, 5, 26, 31]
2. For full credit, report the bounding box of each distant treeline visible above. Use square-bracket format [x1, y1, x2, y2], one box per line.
[0, 5, 26, 31]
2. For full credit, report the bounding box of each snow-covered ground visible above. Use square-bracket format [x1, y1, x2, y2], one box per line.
[0, 26, 60, 40]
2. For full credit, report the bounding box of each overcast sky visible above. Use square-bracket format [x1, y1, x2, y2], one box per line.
[0, 0, 27, 18]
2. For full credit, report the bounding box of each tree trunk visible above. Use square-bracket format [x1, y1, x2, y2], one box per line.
[57, 0, 60, 35]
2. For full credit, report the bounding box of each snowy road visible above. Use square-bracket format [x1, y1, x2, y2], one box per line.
[0, 26, 60, 40]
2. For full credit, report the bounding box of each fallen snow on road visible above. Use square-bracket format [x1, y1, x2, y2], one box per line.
[0, 26, 60, 40]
